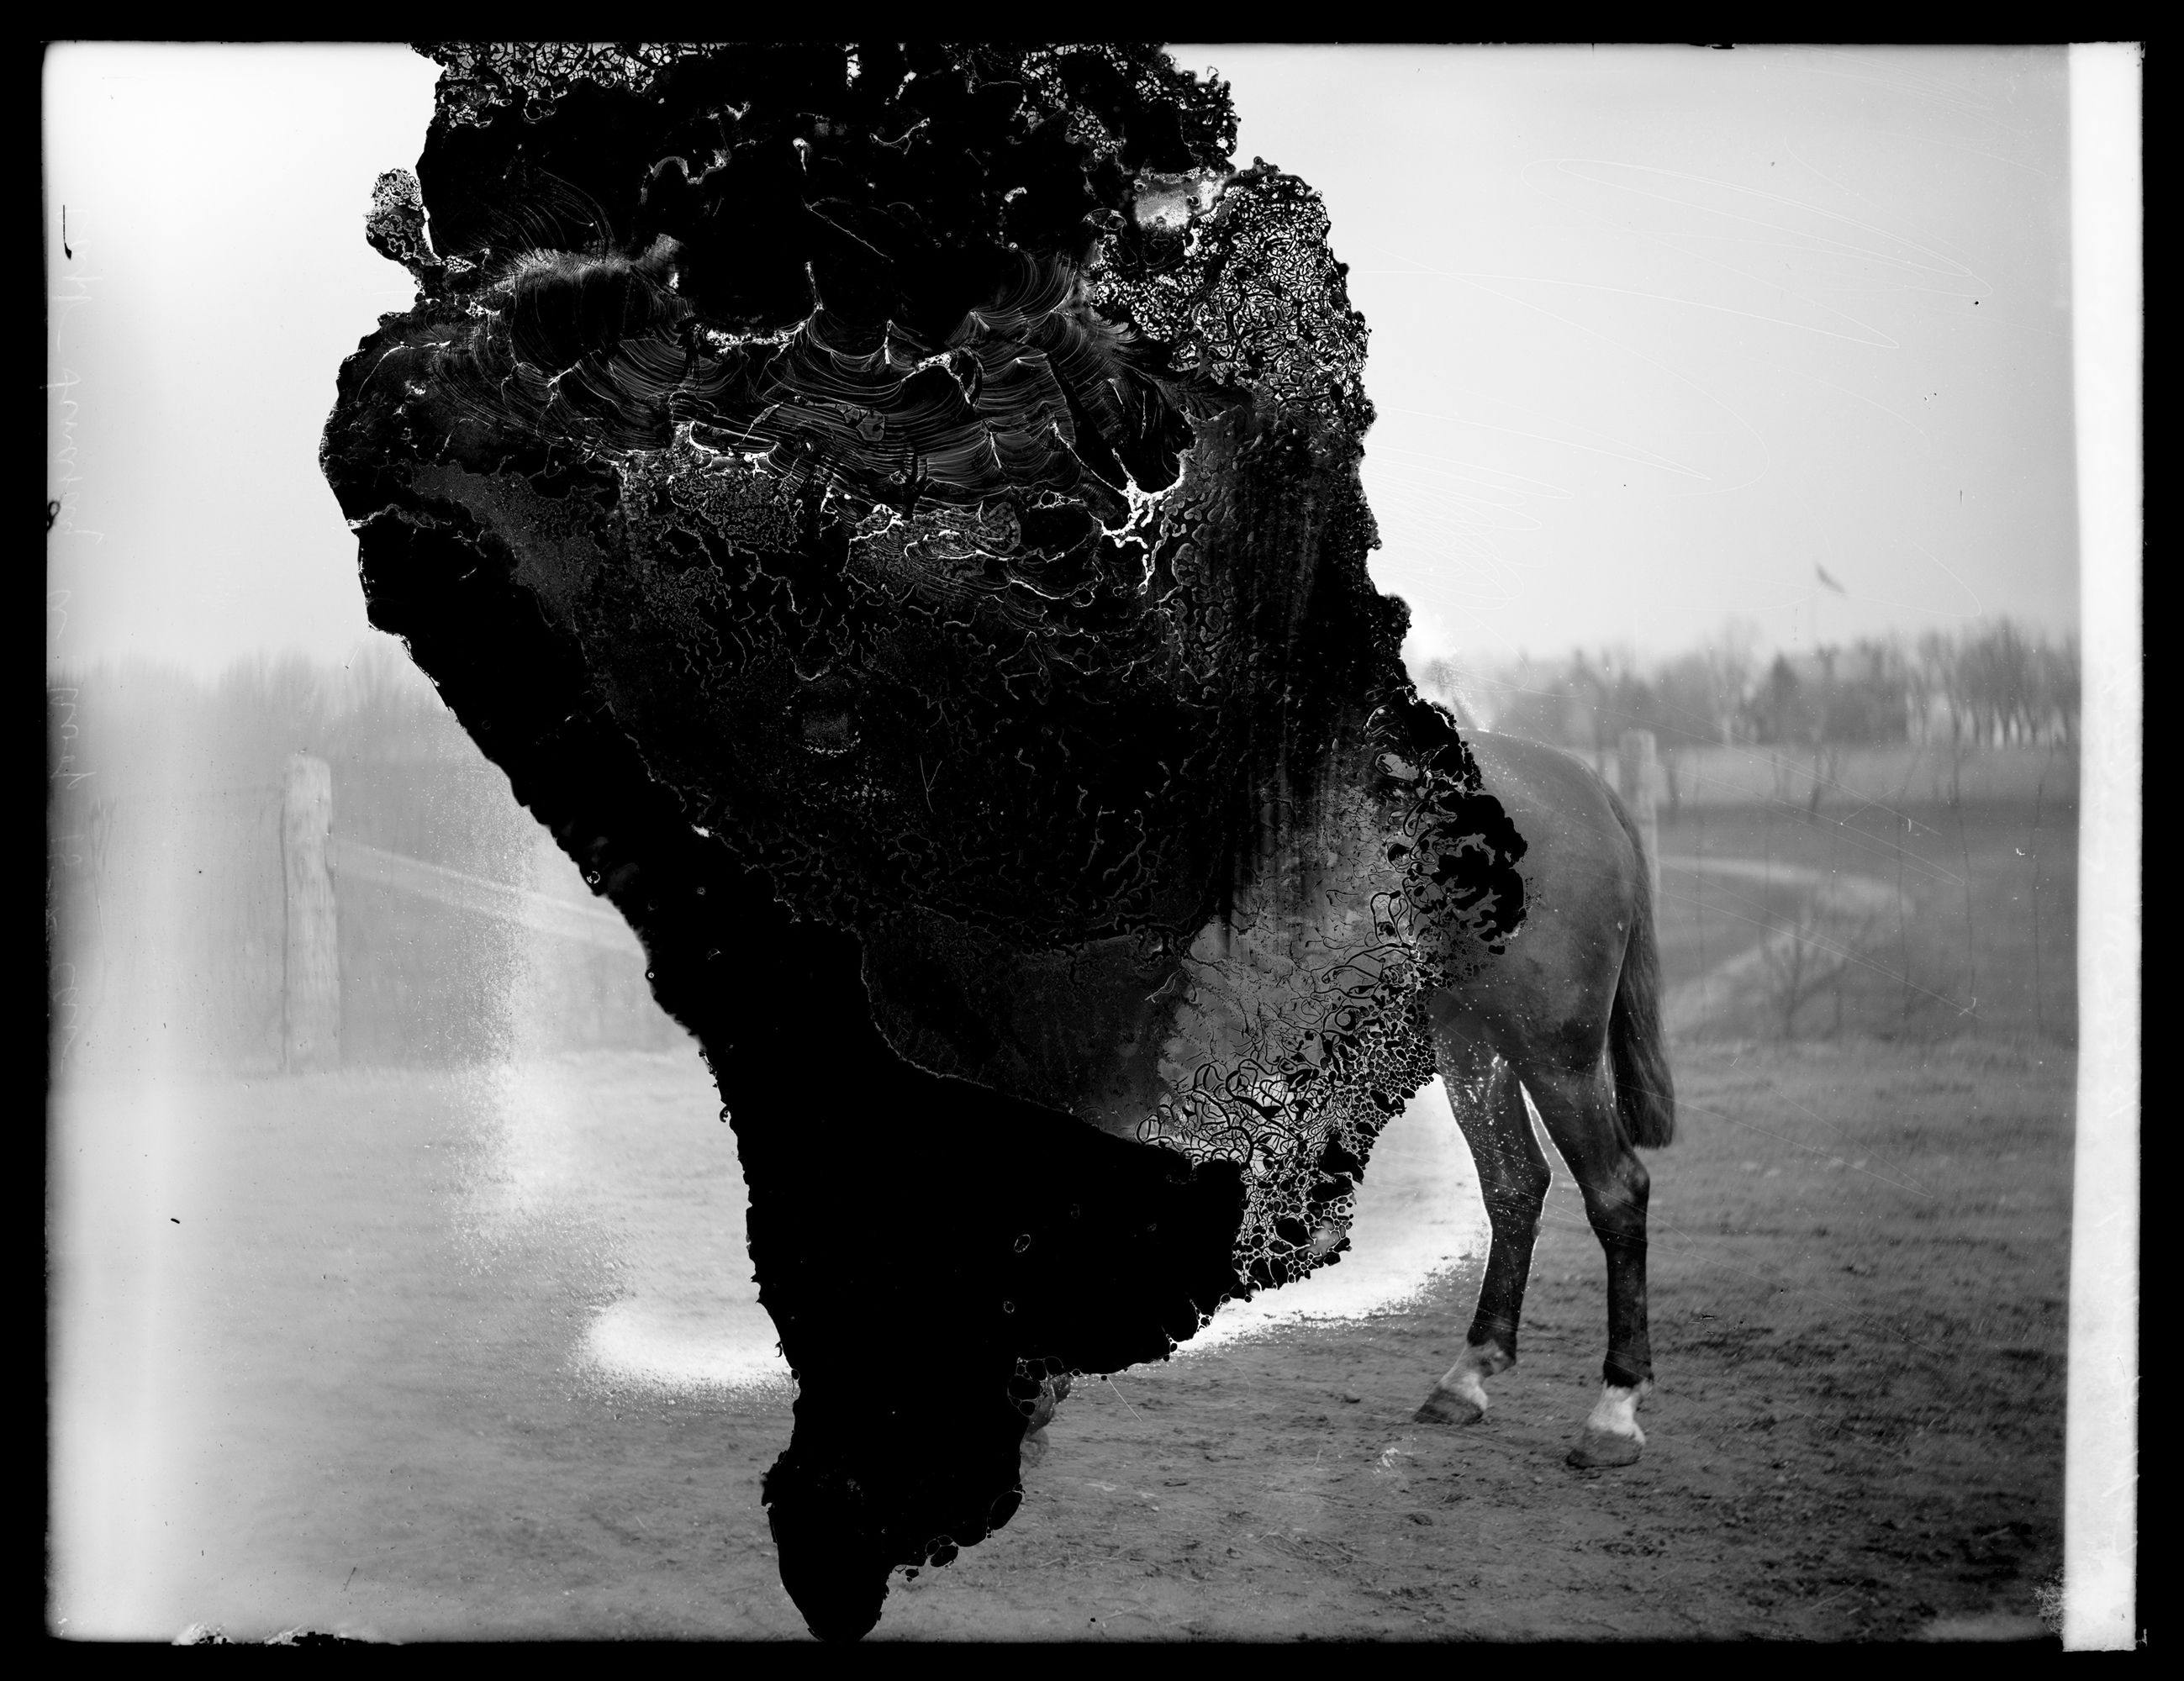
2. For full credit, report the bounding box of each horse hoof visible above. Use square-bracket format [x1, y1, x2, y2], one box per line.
[1413, 1388, 1486, 1427]
[1565, 1428, 1643, 1468]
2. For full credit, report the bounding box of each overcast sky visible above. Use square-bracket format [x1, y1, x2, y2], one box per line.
[45, 44, 2081, 678]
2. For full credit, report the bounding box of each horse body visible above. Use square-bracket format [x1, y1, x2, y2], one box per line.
[860, 725, 1675, 1466]
[1426, 731, 1672, 1467]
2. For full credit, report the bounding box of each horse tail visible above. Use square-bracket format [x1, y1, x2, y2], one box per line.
[1606, 787, 1676, 1149]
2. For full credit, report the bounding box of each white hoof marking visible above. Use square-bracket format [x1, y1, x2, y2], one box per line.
[1418, 1341, 1511, 1424]
[1567, 1381, 1652, 1466]
[1433, 1340, 1511, 1410]
[1584, 1381, 1649, 1446]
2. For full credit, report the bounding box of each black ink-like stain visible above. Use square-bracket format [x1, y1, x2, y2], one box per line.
[322, 43, 1527, 1641]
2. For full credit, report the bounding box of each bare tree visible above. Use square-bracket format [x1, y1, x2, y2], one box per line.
[1763, 897, 1883, 1040]
[1702, 617, 1762, 744]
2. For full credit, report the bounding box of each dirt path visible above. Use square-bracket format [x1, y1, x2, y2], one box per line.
[1659, 855, 1899, 1038]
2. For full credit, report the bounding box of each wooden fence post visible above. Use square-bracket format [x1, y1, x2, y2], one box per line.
[283, 752, 340, 1071]
[1618, 729, 1662, 904]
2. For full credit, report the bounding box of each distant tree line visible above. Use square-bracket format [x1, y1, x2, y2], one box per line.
[49, 642, 481, 798]
[47, 642, 532, 893]
[1412, 618, 2079, 757]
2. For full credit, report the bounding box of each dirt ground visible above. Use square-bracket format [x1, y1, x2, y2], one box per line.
[53, 1033, 2071, 1643]
[878, 1037, 2075, 1643]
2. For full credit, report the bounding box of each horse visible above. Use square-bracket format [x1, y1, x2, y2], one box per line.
[850, 719, 1674, 1473]
[324, 43, 1674, 1639]
[1416, 730, 1672, 1466]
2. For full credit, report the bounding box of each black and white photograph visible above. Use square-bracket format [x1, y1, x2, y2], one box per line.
[44, 41, 2139, 1645]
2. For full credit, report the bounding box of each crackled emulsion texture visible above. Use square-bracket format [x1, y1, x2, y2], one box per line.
[324, 40, 1527, 1627]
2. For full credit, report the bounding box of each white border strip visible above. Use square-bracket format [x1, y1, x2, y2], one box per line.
[2064, 41, 2141, 1654]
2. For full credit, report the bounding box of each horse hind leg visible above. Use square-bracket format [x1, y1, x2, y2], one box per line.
[1518, 1060, 1655, 1468]
[1414, 1046, 1550, 1426]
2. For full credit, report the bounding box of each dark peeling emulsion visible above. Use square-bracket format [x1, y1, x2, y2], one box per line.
[323, 41, 1526, 1639]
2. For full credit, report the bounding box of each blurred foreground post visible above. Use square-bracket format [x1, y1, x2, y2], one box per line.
[282, 752, 340, 1071]
[1617, 729, 1661, 904]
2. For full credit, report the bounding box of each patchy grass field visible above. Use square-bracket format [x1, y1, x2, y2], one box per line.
[1654, 793, 2076, 1046]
